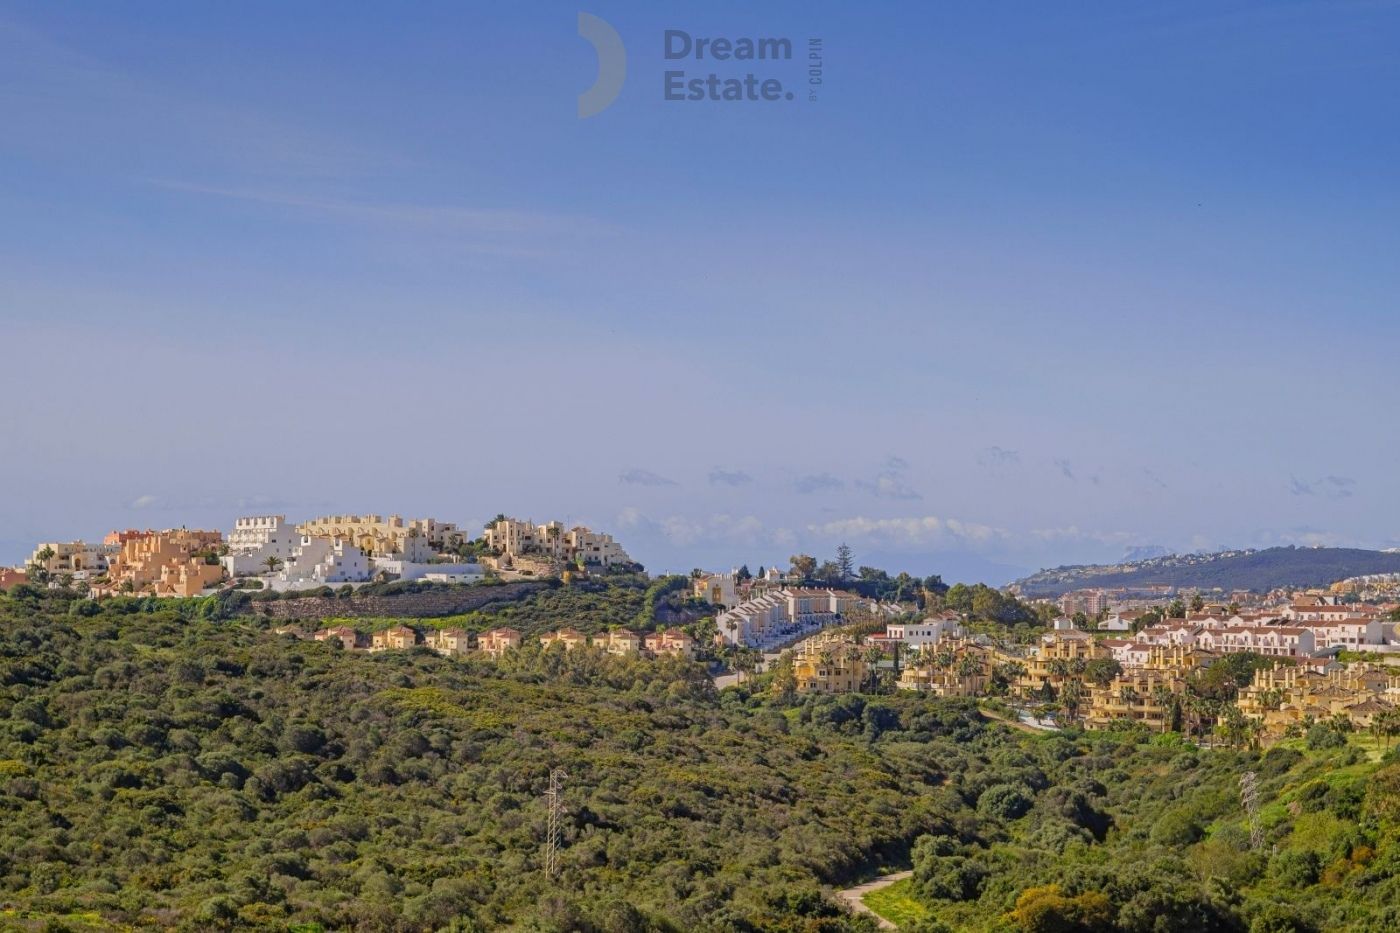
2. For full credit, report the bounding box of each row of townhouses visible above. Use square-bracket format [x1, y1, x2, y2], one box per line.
[714, 588, 902, 650]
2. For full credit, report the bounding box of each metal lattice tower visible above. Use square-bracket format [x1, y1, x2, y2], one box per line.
[544, 768, 567, 878]
[1240, 771, 1263, 850]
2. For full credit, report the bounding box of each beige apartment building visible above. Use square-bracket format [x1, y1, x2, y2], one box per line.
[94, 529, 224, 597]
[484, 517, 631, 569]
[297, 514, 464, 559]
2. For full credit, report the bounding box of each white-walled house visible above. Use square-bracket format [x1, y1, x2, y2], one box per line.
[269, 536, 371, 591]
[223, 515, 304, 576]
[370, 558, 485, 584]
[884, 613, 965, 649]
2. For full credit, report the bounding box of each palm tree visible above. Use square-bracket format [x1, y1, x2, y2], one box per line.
[1061, 680, 1083, 724]
[1151, 685, 1174, 733]
[863, 646, 884, 691]
[263, 555, 284, 575]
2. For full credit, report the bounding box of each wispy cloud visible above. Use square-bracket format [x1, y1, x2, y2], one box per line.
[148, 180, 617, 255]
[1289, 474, 1355, 499]
[708, 468, 752, 488]
[1029, 525, 1139, 548]
[128, 494, 159, 510]
[977, 446, 1020, 470]
[794, 473, 844, 494]
[618, 507, 793, 549]
[1053, 458, 1076, 481]
[619, 468, 678, 487]
[856, 473, 923, 500]
[808, 515, 1008, 548]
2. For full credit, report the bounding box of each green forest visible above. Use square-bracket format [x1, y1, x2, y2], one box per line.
[2, 589, 1399, 932]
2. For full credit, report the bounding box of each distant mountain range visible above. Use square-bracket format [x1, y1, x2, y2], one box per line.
[1009, 546, 1400, 598]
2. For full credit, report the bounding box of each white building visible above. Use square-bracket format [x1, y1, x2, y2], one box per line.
[423, 569, 486, 585]
[716, 588, 866, 649]
[694, 571, 742, 608]
[269, 536, 372, 592]
[369, 558, 485, 584]
[883, 613, 965, 649]
[223, 515, 304, 577]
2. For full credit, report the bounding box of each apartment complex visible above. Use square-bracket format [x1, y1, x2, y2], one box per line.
[483, 517, 632, 569]
[296, 514, 465, 559]
[716, 588, 873, 649]
[793, 635, 870, 694]
[897, 638, 996, 696]
[1238, 662, 1399, 739]
[24, 539, 118, 575]
[223, 515, 304, 577]
[93, 529, 224, 597]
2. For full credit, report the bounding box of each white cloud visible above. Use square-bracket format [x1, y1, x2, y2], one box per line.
[808, 515, 1008, 548]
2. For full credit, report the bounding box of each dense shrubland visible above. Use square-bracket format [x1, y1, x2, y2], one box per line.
[2, 590, 1397, 931]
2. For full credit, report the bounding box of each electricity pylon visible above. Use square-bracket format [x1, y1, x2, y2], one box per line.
[1240, 771, 1263, 850]
[544, 768, 567, 878]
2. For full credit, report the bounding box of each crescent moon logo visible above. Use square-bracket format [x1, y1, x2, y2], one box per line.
[577, 12, 626, 118]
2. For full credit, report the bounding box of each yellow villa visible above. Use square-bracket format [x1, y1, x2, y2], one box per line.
[540, 628, 590, 651]
[479, 627, 523, 658]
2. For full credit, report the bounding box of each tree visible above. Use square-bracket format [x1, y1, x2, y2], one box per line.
[262, 556, 284, 575]
[1190, 594, 1206, 612]
[789, 554, 817, 580]
[835, 543, 854, 580]
[26, 546, 56, 586]
[1167, 599, 1187, 619]
[1084, 658, 1122, 688]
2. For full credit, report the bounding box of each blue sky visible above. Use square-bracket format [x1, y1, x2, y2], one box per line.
[1, 1, 1398, 583]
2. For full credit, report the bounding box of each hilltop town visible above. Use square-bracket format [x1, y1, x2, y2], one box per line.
[8, 513, 637, 598]
[9, 514, 1400, 752]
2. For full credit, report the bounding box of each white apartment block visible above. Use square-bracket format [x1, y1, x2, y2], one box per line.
[269, 536, 371, 592]
[223, 515, 304, 577]
[716, 588, 866, 649]
[883, 613, 965, 649]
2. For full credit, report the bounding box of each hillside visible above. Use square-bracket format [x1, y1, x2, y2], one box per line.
[2, 592, 1399, 931]
[1010, 546, 1400, 598]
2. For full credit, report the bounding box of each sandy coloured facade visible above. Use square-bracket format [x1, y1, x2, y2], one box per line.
[1015, 630, 1109, 697]
[92, 529, 224, 597]
[793, 635, 870, 693]
[25, 540, 118, 574]
[897, 638, 996, 696]
[1083, 646, 1215, 730]
[296, 514, 464, 559]
[478, 627, 523, 658]
[484, 517, 632, 569]
[1237, 661, 1399, 738]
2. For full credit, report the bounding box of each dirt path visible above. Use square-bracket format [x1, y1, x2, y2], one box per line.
[835, 870, 912, 930]
[979, 706, 1053, 734]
